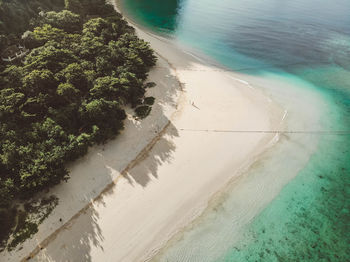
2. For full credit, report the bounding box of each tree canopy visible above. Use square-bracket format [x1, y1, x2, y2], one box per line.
[0, 0, 157, 249]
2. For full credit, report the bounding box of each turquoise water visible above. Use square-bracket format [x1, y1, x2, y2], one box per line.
[121, 0, 350, 261]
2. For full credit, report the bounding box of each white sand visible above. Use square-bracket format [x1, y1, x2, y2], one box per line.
[2, 9, 285, 262]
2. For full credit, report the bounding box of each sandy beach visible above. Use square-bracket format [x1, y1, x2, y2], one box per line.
[2, 6, 285, 262]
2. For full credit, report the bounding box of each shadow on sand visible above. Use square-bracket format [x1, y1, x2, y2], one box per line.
[22, 53, 186, 262]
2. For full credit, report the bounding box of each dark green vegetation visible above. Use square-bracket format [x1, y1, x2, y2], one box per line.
[0, 0, 156, 250]
[0, 0, 65, 50]
[0, 195, 58, 251]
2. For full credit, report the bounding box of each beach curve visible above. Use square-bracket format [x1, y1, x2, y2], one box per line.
[4, 3, 286, 262]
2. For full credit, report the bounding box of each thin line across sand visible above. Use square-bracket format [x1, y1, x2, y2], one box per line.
[3, 6, 285, 262]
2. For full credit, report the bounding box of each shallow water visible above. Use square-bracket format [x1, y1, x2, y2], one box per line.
[121, 0, 350, 261]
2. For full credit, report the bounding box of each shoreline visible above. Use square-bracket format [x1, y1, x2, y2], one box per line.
[114, 11, 286, 260]
[3, 50, 183, 262]
[3, 3, 285, 261]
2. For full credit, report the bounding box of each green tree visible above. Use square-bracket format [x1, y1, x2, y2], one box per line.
[64, 0, 82, 14]
[57, 82, 79, 101]
[25, 43, 77, 73]
[40, 10, 81, 33]
[22, 31, 41, 49]
[31, 24, 66, 45]
[22, 69, 57, 95]
[0, 88, 25, 117]
[0, 0, 158, 250]
[59, 63, 88, 91]
[90, 76, 129, 103]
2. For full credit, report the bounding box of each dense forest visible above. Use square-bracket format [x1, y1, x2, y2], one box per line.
[0, 0, 64, 50]
[0, 0, 157, 250]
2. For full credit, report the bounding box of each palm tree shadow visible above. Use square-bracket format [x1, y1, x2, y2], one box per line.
[123, 122, 179, 187]
[26, 50, 184, 262]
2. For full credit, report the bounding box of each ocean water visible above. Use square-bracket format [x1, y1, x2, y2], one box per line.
[120, 0, 350, 261]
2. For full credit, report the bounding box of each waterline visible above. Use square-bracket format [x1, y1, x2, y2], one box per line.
[121, 0, 350, 261]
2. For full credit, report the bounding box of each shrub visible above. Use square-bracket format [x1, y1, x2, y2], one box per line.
[135, 105, 151, 119]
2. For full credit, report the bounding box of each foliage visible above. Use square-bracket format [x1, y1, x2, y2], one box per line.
[144, 96, 155, 105]
[135, 105, 152, 119]
[0, 195, 59, 251]
[39, 10, 81, 33]
[0, 0, 65, 51]
[145, 81, 156, 88]
[0, 0, 157, 249]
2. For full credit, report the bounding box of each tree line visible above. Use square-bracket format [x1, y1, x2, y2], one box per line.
[0, 0, 157, 249]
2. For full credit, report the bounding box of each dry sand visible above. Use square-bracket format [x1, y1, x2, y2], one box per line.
[2, 10, 285, 262]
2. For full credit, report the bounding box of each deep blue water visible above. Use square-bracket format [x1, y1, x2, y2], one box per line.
[120, 0, 350, 261]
